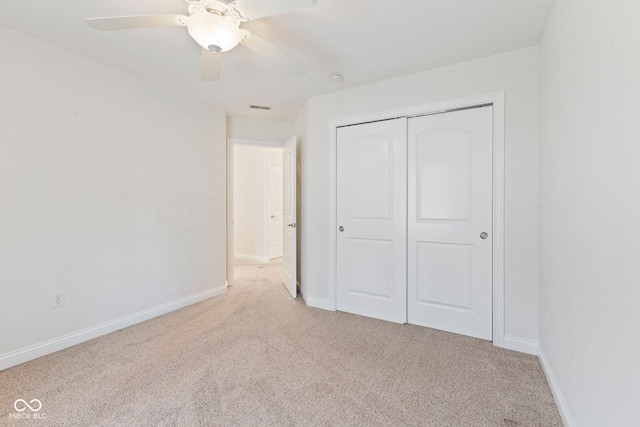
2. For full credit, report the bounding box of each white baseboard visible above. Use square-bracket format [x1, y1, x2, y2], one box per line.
[538, 345, 575, 427]
[302, 295, 334, 311]
[234, 254, 270, 262]
[503, 335, 538, 355]
[0, 284, 227, 371]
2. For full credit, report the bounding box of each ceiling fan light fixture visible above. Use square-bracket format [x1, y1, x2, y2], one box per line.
[187, 12, 241, 52]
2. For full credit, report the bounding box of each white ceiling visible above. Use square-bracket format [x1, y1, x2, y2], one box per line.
[0, 0, 554, 121]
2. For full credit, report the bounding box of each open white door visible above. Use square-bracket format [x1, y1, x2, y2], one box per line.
[267, 154, 284, 259]
[282, 136, 297, 297]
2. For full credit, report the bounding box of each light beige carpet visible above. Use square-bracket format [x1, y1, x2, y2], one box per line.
[1, 259, 562, 426]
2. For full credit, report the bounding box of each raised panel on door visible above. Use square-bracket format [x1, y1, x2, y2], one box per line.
[407, 106, 493, 340]
[268, 162, 283, 259]
[349, 137, 392, 219]
[418, 129, 471, 221]
[348, 238, 393, 298]
[416, 242, 473, 309]
[336, 118, 407, 323]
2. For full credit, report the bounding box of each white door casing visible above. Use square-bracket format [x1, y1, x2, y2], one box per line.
[336, 118, 407, 323]
[226, 138, 234, 285]
[329, 93, 505, 347]
[407, 106, 493, 340]
[282, 136, 297, 298]
[267, 159, 284, 259]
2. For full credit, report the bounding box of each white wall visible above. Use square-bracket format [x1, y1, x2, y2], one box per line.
[233, 145, 266, 261]
[0, 28, 227, 366]
[233, 145, 282, 261]
[297, 47, 540, 344]
[538, 0, 640, 425]
[227, 117, 294, 143]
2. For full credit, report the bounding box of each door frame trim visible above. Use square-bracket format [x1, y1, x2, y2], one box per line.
[328, 92, 506, 348]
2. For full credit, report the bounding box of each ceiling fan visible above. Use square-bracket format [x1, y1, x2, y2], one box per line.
[86, 0, 316, 81]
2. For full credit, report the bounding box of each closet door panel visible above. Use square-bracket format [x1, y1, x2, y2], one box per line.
[336, 118, 407, 323]
[408, 106, 493, 340]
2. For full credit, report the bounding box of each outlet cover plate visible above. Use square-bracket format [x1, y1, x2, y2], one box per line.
[51, 292, 65, 309]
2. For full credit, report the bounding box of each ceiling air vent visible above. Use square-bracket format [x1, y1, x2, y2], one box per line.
[249, 104, 272, 110]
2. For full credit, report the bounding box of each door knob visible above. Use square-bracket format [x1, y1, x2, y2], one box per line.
[339, 226, 344, 232]
[287, 223, 297, 228]
[270, 215, 275, 218]
[480, 232, 488, 239]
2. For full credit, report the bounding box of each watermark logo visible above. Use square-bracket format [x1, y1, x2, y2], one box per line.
[9, 399, 46, 420]
[14, 399, 42, 412]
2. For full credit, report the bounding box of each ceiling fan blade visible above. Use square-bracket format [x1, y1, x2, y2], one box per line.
[230, 0, 316, 21]
[241, 32, 308, 77]
[201, 48, 222, 82]
[86, 15, 188, 31]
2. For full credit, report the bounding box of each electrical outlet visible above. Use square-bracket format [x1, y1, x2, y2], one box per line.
[51, 291, 65, 309]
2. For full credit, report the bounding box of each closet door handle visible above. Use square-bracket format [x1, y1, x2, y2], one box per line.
[480, 232, 488, 239]
[339, 226, 344, 232]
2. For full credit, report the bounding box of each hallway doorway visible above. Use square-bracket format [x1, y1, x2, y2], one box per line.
[233, 144, 284, 263]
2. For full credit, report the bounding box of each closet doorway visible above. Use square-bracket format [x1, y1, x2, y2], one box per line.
[331, 93, 505, 343]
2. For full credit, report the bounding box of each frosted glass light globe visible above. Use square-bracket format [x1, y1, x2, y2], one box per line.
[187, 12, 241, 52]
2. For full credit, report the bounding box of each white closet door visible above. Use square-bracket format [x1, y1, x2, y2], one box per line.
[336, 118, 407, 323]
[407, 106, 493, 340]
